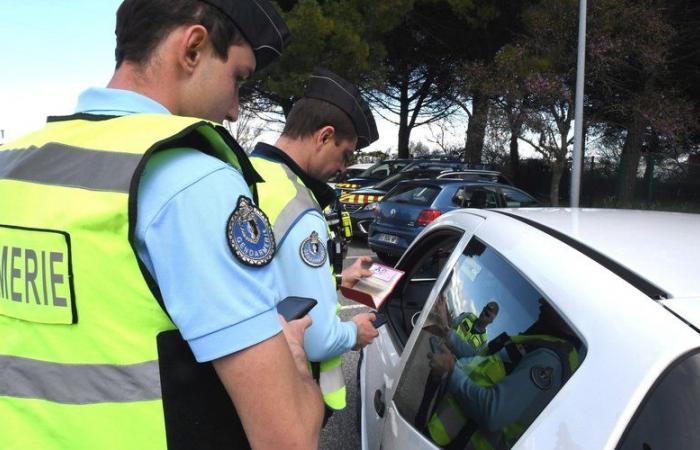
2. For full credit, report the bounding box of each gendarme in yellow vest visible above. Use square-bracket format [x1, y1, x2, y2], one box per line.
[0, 113, 253, 450]
[251, 155, 347, 411]
[428, 334, 579, 450]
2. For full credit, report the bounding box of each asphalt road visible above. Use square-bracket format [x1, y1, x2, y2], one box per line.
[319, 239, 376, 450]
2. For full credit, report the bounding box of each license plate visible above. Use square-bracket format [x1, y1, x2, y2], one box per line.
[378, 233, 398, 244]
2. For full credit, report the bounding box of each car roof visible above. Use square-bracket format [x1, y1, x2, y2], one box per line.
[394, 178, 510, 189]
[487, 208, 700, 299]
[347, 162, 373, 170]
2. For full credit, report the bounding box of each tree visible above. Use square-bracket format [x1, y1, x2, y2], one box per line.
[241, 0, 414, 116]
[366, 0, 462, 157]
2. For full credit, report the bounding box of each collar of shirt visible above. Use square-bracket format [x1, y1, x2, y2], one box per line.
[72, 87, 264, 189]
[74, 87, 170, 115]
[252, 142, 336, 209]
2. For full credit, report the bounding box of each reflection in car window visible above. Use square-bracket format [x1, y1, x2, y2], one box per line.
[617, 350, 700, 450]
[501, 188, 538, 207]
[393, 238, 585, 449]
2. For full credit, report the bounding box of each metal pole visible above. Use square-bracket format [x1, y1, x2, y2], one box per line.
[570, 0, 587, 207]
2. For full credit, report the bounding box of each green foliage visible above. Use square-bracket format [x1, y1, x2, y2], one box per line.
[243, 0, 416, 112]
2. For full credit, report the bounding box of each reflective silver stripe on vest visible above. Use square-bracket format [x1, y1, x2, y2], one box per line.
[319, 364, 345, 395]
[0, 144, 142, 193]
[0, 355, 161, 404]
[273, 164, 321, 243]
[437, 395, 467, 440]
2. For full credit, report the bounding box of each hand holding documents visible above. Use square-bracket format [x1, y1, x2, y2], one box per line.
[340, 263, 405, 310]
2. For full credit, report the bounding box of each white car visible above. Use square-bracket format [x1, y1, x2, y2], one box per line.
[360, 208, 700, 450]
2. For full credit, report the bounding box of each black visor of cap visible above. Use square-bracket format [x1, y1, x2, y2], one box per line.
[303, 68, 379, 149]
[199, 0, 291, 71]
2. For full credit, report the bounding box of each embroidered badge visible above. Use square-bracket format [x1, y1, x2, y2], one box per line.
[227, 196, 276, 267]
[300, 231, 327, 267]
[530, 366, 554, 390]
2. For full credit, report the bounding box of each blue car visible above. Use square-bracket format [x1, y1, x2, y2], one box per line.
[368, 179, 538, 262]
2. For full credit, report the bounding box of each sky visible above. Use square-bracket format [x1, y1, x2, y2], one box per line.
[0, 1, 464, 152]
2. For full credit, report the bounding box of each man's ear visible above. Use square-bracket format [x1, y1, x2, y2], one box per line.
[179, 25, 209, 73]
[316, 126, 336, 146]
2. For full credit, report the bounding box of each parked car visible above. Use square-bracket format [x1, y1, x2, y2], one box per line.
[436, 169, 513, 186]
[328, 162, 374, 189]
[335, 159, 412, 195]
[339, 167, 459, 238]
[360, 208, 700, 450]
[367, 179, 537, 261]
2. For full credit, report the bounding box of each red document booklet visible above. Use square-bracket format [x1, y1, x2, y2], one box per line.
[340, 263, 405, 310]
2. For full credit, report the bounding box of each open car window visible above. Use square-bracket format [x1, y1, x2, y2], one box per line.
[383, 229, 464, 349]
[392, 237, 586, 449]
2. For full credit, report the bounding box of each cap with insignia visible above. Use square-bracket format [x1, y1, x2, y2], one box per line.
[303, 67, 379, 149]
[199, 0, 291, 71]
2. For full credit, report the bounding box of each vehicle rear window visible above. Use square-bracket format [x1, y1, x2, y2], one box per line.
[617, 350, 700, 450]
[384, 184, 440, 206]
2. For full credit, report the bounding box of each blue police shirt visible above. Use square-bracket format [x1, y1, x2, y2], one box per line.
[275, 211, 357, 361]
[448, 348, 563, 432]
[251, 145, 357, 361]
[75, 87, 281, 362]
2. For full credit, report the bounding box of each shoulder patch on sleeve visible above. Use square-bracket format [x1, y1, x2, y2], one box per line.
[226, 196, 276, 267]
[530, 366, 554, 390]
[299, 230, 327, 268]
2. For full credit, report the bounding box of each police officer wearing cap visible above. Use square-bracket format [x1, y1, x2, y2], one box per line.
[0, 1, 325, 449]
[251, 68, 380, 416]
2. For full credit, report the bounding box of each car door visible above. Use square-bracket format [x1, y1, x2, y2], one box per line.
[361, 216, 483, 449]
[372, 228, 589, 450]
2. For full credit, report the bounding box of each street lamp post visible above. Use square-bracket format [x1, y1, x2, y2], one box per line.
[570, 0, 587, 208]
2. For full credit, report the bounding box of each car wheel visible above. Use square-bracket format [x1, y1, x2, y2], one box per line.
[375, 252, 399, 265]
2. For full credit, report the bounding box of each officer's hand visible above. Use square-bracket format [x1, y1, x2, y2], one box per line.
[279, 314, 312, 357]
[352, 312, 379, 350]
[341, 256, 373, 288]
[428, 350, 455, 376]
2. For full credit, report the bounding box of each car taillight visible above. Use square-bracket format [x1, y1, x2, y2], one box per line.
[416, 209, 441, 226]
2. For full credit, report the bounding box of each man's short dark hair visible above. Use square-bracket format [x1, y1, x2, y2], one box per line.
[115, 0, 242, 68]
[282, 98, 357, 144]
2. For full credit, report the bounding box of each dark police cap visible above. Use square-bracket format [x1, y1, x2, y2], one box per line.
[199, 0, 291, 71]
[304, 68, 379, 149]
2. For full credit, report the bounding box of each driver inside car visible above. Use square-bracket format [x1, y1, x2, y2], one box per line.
[425, 299, 581, 450]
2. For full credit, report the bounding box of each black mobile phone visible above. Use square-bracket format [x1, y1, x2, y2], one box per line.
[429, 335, 444, 354]
[276, 296, 318, 321]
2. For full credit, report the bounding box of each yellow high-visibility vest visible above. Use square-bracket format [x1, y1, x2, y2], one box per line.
[252, 155, 347, 410]
[0, 113, 254, 449]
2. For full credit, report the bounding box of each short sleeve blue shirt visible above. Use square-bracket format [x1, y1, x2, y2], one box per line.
[275, 210, 357, 361]
[75, 88, 281, 362]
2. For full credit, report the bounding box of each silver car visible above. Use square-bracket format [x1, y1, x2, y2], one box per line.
[360, 208, 700, 450]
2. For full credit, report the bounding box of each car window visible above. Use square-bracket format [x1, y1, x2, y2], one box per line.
[391, 161, 411, 173]
[366, 163, 391, 178]
[384, 230, 464, 348]
[617, 350, 700, 450]
[500, 188, 538, 207]
[392, 238, 585, 449]
[452, 187, 499, 208]
[384, 184, 440, 206]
